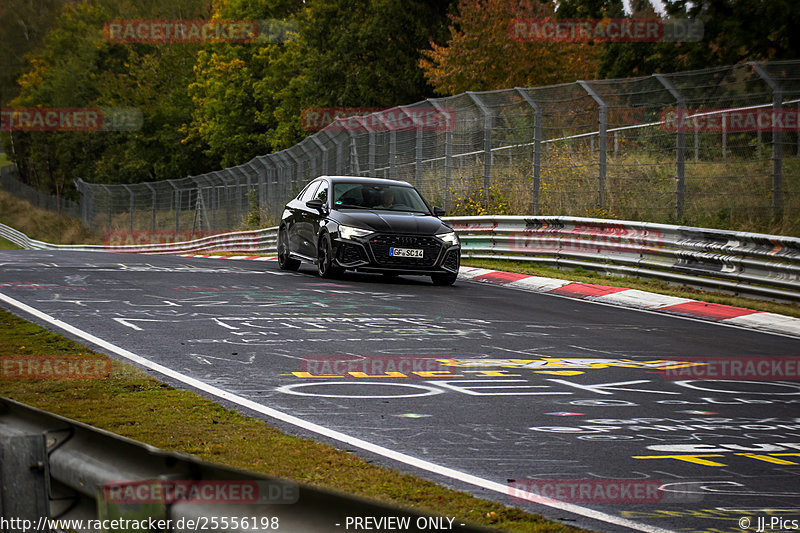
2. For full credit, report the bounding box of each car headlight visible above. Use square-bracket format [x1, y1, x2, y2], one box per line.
[436, 231, 459, 245]
[339, 225, 373, 240]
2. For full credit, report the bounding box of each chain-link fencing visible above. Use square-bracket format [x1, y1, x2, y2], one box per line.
[75, 60, 800, 236]
[1, 165, 80, 219]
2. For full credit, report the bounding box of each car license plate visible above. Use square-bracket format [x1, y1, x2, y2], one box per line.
[389, 247, 423, 258]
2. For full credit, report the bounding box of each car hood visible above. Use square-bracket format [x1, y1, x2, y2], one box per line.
[333, 210, 451, 235]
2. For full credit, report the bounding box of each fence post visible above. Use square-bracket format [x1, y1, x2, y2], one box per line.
[311, 135, 329, 177]
[168, 181, 180, 232]
[122, 185, 134, 232]
[367, 115, 376, 176]
[144, 183, 156, 231]
[654, 73, 686, 221]
[101, 185, 113, 232]
[288, 149, 303, 192]
[466, 92, 493, 205]
[427, 98, 452, 210]
[275, 152, 292, 205]
[578, 81, 607, 210]
[299, 141, 316, 179]
[751, 62, 783, 214]
[515, 88, 542, 216]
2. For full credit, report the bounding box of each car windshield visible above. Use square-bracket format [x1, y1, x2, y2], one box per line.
[332, 183, 430, 214]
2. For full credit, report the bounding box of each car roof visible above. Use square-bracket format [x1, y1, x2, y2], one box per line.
[319, 176, 414, 188]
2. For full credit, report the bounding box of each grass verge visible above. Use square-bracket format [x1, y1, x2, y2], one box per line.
[0, 309, 585, 533]
[0, 187, 100, 245]
[0, 236, 20, 249]
[462, 258, 800, 318]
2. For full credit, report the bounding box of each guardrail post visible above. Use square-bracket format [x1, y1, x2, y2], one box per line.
[428, 98, 452, 210]
[654, 74, 686, 220]
[515, 88, 542, 215]
[578, 81, 607, 210]
[751, 62, 784, 215]
[0, 433, 50, 526]
[466, 92, 493, 206]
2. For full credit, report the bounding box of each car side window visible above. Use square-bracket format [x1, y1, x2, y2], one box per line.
[299, 181, 320, 202]
[314, 181, 329, 205]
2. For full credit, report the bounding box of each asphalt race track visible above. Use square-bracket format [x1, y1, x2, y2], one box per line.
[2, 250, 800, 533]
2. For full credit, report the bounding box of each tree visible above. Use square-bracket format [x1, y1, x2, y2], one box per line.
[419, 0, 601, 94]
[6, 0, 212, 195]
[598, 0, 800, 78]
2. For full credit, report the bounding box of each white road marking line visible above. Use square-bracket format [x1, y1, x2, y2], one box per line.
[0, 290, 674, 533]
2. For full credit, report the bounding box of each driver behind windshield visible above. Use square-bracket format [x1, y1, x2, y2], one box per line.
[376, 189, 395, 209]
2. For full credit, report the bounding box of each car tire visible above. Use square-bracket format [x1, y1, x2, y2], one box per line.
[277, 228, 300, 271]
[431, 272, 458, 286]
[317, 233, 343, 279]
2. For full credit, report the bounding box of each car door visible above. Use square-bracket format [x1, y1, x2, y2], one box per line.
[308, 180, 329, 259]
[295, 180, 321, 258]
[286, 181, 318, 255]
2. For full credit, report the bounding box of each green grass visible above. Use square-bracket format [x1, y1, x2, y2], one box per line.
[0, 187, 100, 244]
[0, 152, 11, 168]
[0, 310, 587, 533]
[0, 236, 20, 249]
[462, 258, 800, 318]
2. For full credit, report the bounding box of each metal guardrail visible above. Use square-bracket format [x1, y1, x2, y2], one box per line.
[0, 223, 278, 256]
[2, 216, 799, 301]
[0, 398, 488, 533]
[448, 216, 800, 302]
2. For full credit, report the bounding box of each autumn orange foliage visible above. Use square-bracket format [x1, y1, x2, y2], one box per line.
[420, 0, 600, 94]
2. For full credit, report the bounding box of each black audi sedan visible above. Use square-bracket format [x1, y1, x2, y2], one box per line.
[277, 176, 460, 285]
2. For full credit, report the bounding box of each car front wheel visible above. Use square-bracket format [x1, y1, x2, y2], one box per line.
[317, 233, 343, 279]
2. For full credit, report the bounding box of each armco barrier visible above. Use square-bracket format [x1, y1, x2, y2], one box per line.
[0, 222, 278, 255]
[0, 397, 487, 532]
[448, 216, 800, 302]
[2, 217, 799, 301]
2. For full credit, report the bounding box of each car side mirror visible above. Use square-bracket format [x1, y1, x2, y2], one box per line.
[306, 199, 326, 211]
[433, 206, 446, 217]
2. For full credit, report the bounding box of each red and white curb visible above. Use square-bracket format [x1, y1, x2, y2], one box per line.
[177, 254, 800, 339]
[459, 267, 800, 338]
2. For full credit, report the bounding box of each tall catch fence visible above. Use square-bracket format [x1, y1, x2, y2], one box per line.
[1, 165, 80, 219]
[74, 60, 800, 235]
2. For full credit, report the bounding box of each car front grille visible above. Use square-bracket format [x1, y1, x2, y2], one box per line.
[369, 234, 442, 267]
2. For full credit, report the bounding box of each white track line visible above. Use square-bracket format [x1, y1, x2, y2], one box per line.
[0, 291, 674, 533]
